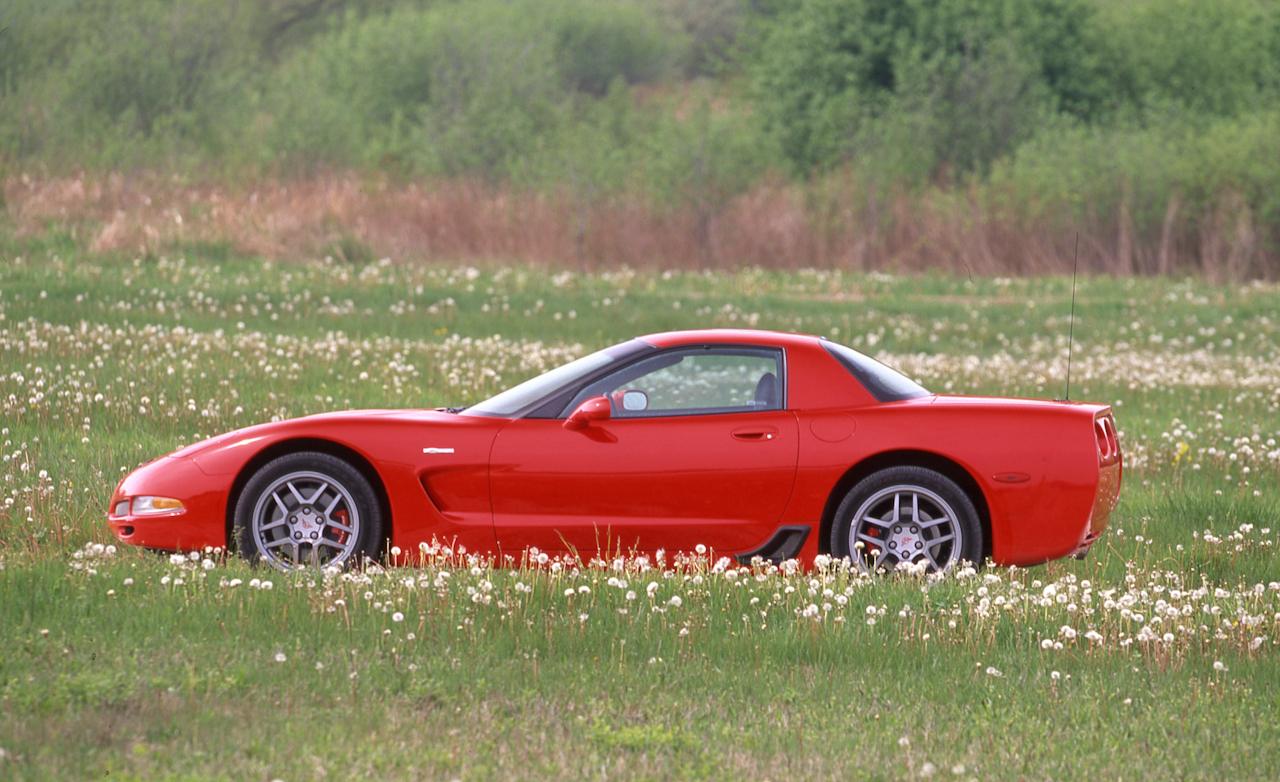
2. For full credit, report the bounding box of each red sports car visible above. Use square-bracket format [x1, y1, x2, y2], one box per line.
[107, 329, 1122, 573]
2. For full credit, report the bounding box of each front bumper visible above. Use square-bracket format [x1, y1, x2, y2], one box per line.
[106, 456, 227, 552]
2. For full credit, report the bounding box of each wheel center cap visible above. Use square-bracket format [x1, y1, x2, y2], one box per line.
[887, 524, 924, 554]
[288, 506, 324, 540]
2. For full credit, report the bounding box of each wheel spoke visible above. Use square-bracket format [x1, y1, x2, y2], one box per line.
[326, 519, 354, 534]
[271, 491, 290, 515]
[855, 532, 883, 547]
[286, 481, 307, 505]
[926, 533, 955, 549]
[911, 493, 919, 522]
[862, 513, 892, 529]
[259, 518, 288, 533]
[919, 516, 951, 529]
[264, 537, 293, 549]
[305, 481, 329, 506]
[324, 494, 342, 517]
[317, 538, 346, 550]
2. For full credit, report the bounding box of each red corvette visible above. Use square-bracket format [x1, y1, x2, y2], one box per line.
[107, 329, 1122, 572]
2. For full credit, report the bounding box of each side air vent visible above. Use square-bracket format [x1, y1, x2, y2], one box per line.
[418, 473, 449, 513]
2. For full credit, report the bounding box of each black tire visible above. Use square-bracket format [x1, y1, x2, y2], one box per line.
[233, 451, 384, 570]
[829, 465, 982, 573]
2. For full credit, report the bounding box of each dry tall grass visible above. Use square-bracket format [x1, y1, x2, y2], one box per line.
[4, 173, 1272, 278]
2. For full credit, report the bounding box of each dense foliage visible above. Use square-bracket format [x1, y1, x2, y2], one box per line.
[1, 0, 1278, 273]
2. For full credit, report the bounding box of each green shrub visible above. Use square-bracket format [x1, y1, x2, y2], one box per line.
[516, 78, 772, 217]
[549, 0, 680, 95]
[65, 3, 247, 136]
[264, 0, 678, 177]
[1090, 0, 1279, 118]
[412, 13, 565, 182]
[265, 8, 452, 168]
[748, 0, 1097, 178]
[518, 81, 652, 195]
[0, 0, 83, 97]
[987, 110, 1280, 248]
[640, 98, 773, 212]
[652, 0, 744, 77]
[0, 0, 260, 166]
[851, 36, 1054, 184]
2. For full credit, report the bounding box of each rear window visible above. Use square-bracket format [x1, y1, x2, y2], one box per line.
[822, 341, 930, 402]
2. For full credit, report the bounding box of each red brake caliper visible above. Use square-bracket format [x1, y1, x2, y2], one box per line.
[332, 508, 351, 545]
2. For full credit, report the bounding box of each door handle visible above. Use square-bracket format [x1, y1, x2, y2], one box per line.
[732, 427, 778, 441]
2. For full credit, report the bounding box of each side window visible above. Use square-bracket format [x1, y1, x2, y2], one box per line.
[564, 348, 784, 418]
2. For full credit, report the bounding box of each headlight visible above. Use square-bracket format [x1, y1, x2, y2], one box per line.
[131, 496, 186, 515]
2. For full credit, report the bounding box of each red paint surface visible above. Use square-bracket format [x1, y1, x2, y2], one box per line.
[107, 329, 1122, 568]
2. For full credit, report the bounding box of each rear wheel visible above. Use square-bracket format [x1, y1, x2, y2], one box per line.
[234, 452, 383, 570]
[830, 466, 982, 574]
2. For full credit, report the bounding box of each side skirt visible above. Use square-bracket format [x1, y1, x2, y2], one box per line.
[734, 525, 811, 565]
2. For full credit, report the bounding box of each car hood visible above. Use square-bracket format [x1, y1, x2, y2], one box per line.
[166, 408, 462, 460]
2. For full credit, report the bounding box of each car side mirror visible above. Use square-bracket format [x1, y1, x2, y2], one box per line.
[564, 395, 611, 430]
[621, 389, 648, 412]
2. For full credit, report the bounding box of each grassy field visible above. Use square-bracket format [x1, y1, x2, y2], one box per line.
[1, 234, 1279, 779]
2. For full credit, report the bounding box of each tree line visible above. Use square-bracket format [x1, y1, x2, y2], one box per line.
[2, 0, 1278, 275]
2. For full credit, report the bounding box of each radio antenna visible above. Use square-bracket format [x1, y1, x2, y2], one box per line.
[1064, 233, 1079, 401]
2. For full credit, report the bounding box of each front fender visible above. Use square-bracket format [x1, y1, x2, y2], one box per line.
[107, 456, 228, 551]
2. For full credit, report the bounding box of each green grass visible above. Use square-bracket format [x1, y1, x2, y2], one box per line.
[1, 237, 1278, 779]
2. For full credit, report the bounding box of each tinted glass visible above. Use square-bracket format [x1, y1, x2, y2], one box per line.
[463, 340, 649, 418]
[566, 348, 783, 417]
[822, 341, 930, 401]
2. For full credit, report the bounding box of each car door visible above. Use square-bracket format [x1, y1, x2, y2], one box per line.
[488, 346, 799, 558]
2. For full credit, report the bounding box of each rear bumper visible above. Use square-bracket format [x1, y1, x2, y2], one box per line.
[1070, 530, 1104, 559]
[1074, 454, 1122, 557]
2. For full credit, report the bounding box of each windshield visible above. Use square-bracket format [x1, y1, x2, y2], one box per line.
[462, 340, 650, 418]
[822, 340, 930, 402]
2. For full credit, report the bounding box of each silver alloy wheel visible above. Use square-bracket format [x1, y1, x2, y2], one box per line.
[250, 470, 361, 570]
[847, 484, 963, 573]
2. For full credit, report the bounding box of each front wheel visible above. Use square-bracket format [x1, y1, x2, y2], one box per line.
[234, 452, 383, 570]
[830, 466, 982, 574]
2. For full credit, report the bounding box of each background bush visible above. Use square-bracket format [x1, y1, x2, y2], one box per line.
[748, 0, 1097, 179]
[1, 0, 1278, 272]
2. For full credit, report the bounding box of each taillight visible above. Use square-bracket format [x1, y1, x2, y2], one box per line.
[1095, 414, 1120, 464]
